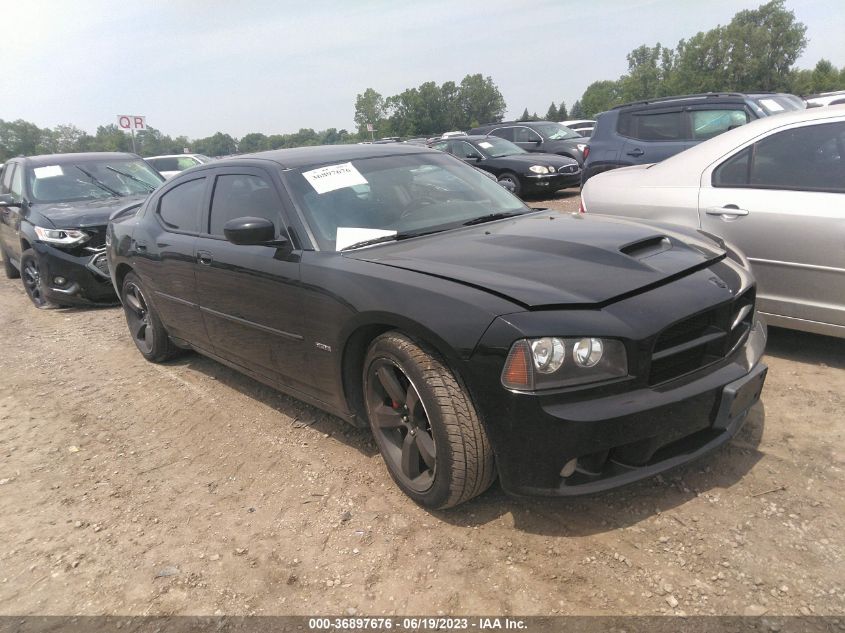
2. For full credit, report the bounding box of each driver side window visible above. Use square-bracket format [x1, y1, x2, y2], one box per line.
[451, 141, 482, 160]
[513, 127, 541, 143]
[208, 174, 282, 237]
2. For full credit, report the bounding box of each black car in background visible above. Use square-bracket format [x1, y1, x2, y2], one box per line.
[0, 153, 164, 308]
[429, 135, 580, 197]
[469, 120, 588, 166]
[582, 91, 805, 184]
[107, 143, 767, 509]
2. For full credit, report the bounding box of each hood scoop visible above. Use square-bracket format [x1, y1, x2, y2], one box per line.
[620, 235, 672, 260]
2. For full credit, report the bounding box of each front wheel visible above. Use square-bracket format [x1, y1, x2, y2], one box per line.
[20, 249, 59, 309]
[121, 271, 180, 362]
[497, 172, 521, 197]
[363, 332, 495, 509]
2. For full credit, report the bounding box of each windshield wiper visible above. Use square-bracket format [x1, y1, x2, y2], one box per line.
[462, 211, 527, 226]
[73, 165, 121, 197]
[340, 229, 443, 251]
[105, 165, 156, 192]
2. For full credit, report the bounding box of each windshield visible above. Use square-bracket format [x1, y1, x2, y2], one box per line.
[27, 159, 165, 203]
[753, 94, 806, 115]
[477, 137, 526, 158]
[532, 123, 581, 140]
[284, 153, 529, 251]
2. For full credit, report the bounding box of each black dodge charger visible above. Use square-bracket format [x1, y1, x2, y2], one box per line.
[0, 152, 164, 308]
[429, 135, 580, 197]
[106, 143, 767, 509]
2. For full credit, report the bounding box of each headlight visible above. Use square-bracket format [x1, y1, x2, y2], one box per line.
[577, 143, 587, 152]
[34, 226, 90, 246]
[529, 165, 549, 174]
[502, 337, 628, 390]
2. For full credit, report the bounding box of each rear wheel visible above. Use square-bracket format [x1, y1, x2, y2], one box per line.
[0, 242, 20, 279]
[121, 271, 180, 362]
[363, 332, 495, 509]
[20, 249, 58, 309]
[497, 171, 521, 197]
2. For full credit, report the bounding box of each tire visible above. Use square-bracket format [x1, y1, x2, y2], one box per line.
[121, 271, 180, 362]
[20, 249, 59, 309]
[497, 171, 521, 197]
[0, 242, 20, 279]
[363, 332, 495, 509]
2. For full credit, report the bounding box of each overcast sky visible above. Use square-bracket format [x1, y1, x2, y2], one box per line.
[2, 0, 843, 139]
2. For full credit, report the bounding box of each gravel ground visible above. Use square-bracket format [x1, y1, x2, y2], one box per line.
[0, 203, 843, 617]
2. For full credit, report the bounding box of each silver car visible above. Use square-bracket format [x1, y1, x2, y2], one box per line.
[581, 105, 845, 338]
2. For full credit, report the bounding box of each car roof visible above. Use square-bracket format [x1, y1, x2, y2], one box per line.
[237, 143, 436, 169]
[17, 152, 139, 167]
[431, 135, 491, 143]
[611, 92, 797, 110]
[474, 120, 556, 128]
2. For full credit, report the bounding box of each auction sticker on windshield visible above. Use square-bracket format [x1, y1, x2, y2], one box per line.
[33, 166, 64, 178]
[303, 162, 368, 194]
[478, 141, 493, 148]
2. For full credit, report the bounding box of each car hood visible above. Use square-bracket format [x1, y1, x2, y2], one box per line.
[491, 153, 578, 167]
[33, 195, 149, 229]
[344, 211, 726, 308]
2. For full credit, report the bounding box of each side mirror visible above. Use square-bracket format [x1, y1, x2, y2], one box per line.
[0, 193, 21, 208]
[223, 216, 285, 246]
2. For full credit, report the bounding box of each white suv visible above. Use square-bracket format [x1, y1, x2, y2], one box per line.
[146, 154, 212, 179]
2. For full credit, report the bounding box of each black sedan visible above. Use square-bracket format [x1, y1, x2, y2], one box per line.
[0, 153, 164, 308]
[429, 136, 580, 197]
[106, 143, 767, 509]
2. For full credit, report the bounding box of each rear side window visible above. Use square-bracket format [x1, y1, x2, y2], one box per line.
[691, 109, 749, 140]
[209, 174, 281, 237]
[714, 122, 845, 192]
[1, 163, 14, 194]
[631, 111, 684, 141]
[489, 127, 514, 141]
[157, 177, 205, 232]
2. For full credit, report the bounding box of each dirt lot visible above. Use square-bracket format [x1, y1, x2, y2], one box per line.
[1, 190, 843, 617]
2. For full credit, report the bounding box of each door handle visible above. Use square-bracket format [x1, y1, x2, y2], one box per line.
[705, 205, 749, 218]
[197, 251, 213, 265]
[135, 241, 147, 252]
[626, 148, 644, 157]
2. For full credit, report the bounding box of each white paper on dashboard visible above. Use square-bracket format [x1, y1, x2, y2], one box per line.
[759, 98, 785, 112]
[335, 227, 396, 251]
[302, 162, 368, 194]
[34, 165, 64, 178]
[478, 141, 493, 148]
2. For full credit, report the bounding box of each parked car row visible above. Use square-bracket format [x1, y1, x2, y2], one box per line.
[1, 138, 770, 509]
[581, 104, 845, 339]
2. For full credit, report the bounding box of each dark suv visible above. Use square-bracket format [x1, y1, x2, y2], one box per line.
[468, 121, 587, 166]
[0, 153, 164, 308]
[581, 92, 805, 184]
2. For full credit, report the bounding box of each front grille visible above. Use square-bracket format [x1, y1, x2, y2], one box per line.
[558, 164, 580, 174]
[648, 289, 754, 385]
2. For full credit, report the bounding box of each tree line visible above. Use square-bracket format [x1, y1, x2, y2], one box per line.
[1, 1, 842, 162]
[575, 0, 845, 117]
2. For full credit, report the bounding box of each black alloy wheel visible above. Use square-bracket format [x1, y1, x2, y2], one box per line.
[20, 249, 57, 309]
[366, 358, 437, 493]
[123, 280, 154, 355]
[363, 332, 495, 509]
[120, 271, 180, 362]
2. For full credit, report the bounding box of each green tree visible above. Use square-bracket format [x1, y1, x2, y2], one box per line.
[519, 108, 530, 121]
[353, 88, 387, 136]
[193, 132, 237, 156]
[569, 100, 585, 119]
[238, 133, 268, 153]
[545, 102, 558, 120]
[557, 101, 568, 120]
[810, 59, 841, 92]
[580, 80, 625, 117]
[457, 74, 506, 128]
[90, 124, 131, 152]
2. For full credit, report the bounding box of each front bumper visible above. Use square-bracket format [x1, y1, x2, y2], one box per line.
[474, 317, 767, 497]
[524, 171, 581, 192]
[33, 242, 118, 306]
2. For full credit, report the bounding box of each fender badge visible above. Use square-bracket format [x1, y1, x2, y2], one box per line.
[315, 342, 332, 352]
